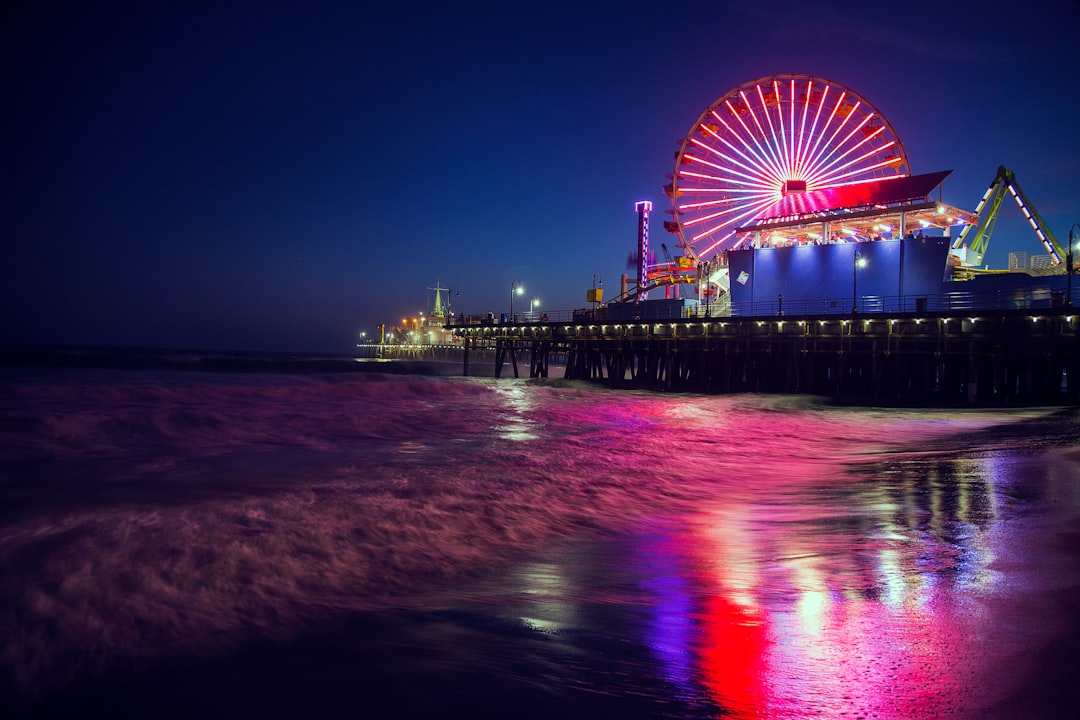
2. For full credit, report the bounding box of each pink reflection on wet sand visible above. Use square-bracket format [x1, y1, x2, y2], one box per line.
[640, 446, 1080, 719]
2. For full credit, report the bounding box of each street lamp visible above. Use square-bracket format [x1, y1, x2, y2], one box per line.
[853, 248, 866, 314]
[446, 286, 461, 319]
[1069, 224, 1080, 307]
[510, 282, 524, 321]
[530, 297, 540, 321]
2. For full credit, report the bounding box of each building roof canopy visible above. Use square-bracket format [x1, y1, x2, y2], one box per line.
[753, 170, 954, 225]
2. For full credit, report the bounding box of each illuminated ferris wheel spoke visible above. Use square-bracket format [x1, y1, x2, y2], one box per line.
[691, 194, 777, 235]
[670, 75, 909, 258]
[802, 98, 861, 184]
[798, 84, 832, 177]
[697, 196, 778, 255]
[779, 79, 796, 175]
[771, 80, 791, 174]
[793, 80, 813, 177]
[818, 150, 904, 186]
[719, 103, 786, 183]
[756, 84, 787, 174]
[701, 119, 786, 187]
[679, 168, 776, 193]
[800, 91, 847, 180]
[685, 144, 782, 191]
[682, 192, 776, 230]
[740, 90, 786, 176]
[680, 194, 770, 212]
[807, 134, 894, 187]
[691, 134, 784, 188]
[804, 125, 889, 187]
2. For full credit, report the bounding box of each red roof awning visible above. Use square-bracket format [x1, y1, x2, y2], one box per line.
[753, 170, 952, 223]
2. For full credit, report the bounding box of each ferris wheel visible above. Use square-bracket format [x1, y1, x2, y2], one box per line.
[665, 74, 910, 260]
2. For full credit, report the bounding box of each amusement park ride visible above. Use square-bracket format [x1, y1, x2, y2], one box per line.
[610, 74, 1070, 309]
[384, 73, 1071, 345]
[949, 165, 1064, 269]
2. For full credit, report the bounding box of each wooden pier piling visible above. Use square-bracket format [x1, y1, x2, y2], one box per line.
[452, 309, 1080, 406]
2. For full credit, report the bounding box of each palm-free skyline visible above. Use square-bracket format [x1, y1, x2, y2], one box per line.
[4, 1, 1077, 352]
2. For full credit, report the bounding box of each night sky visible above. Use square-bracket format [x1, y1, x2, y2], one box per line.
[4, 1, 1078, 353]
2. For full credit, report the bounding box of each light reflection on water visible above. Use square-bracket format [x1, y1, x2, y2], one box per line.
[637, 458, 997, 719]
[1, 368, 1079, 717]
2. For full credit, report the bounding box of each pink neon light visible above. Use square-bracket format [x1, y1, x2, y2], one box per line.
[802, 100, 864, 181]
[681, 152, 777, 191]
[772, 79, 790, 176]
[717, 105, 786, 184]
[800, 91, 848, 180]
[812, 143, 899, 186]
[671, 77, 906, 259]
[794, 79, 813, 180]
[804, 133, 892, 188]
[690, 196, 776, 239]
[756, 84, 785, 176]
[690, 135, 783, 187]
[681, 194, 776, 229]
[742, 89, 784, 176]
[802, 116, 888, 188]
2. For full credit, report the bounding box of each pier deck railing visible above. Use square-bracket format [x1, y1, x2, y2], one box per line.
[440, 286, 1080, 405]
[444, 287, 1076, 328]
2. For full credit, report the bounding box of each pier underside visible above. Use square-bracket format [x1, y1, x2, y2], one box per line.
[456, 309, 1080, 406]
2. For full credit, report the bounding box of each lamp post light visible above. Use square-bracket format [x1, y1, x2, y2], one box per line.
[510, 282, 524, 322]
[853, 248, 866, 314]
[447, 286, 461, 319]
[1069, 224, 1080, 307]
[530, 297, 540, 321]
[591, 272, 603, 309]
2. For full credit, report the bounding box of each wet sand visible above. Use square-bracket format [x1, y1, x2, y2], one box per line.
[4, 369, 1080, 719]
[11, 513, 1080, 720]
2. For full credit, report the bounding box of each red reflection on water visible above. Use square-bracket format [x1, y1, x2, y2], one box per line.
[642, 474, 1004, 720]
[697, 594, 769, 716]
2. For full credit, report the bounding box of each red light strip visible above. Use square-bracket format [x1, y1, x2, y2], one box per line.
[696, 196, 778, 254]
[710, 113, 787, 188]
[803, 126, 888, 187]
[726, 96, 786, 183]
[796, 90, 842, 183]
[688, 194, 776, 233]
[809, 139, 896, 187]
[800, 93, 855, 184]
[678, 168, 776, 192]
[792, 79, 814, 182]
[787, 79, 797, 177]
[743, 87, 785, 179]
[772, 79, 791, 178]
[817, 151, 905, 187]
[695, 123, 785, 188]
[803, 83, 829, 182]
[756, 84, 785, 180]
[679, 195, 765, 210]
[809, 112, 880, 181]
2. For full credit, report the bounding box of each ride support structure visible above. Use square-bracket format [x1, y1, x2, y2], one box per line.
[950, 165, 1064, 268]
[636, 201, 651, 302]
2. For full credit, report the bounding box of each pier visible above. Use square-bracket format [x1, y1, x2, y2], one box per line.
[450, 306, 1080, 406]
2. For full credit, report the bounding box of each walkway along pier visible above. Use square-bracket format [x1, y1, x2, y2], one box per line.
[450, 308, 1080, 406]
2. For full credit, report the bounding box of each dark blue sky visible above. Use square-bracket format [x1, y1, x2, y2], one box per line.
[3, 1, 1078, 353]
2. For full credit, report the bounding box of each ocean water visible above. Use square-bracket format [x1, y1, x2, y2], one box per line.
[1, 356, 1079, 718]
